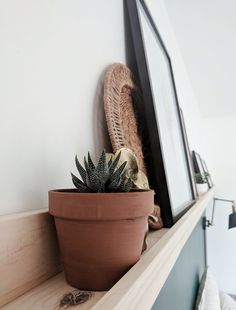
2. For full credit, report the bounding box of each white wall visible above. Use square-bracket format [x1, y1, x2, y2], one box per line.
[165, 0, 236, 117]
[203, 116, 236, 294]
[0, 0, 125, 215]
[165, 0, 236, 294]
[202, 116, 236, 198]
[0, 0, 203, 217]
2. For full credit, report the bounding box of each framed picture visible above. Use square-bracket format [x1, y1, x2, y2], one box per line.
[192, 151, 208, 186]
[179, 109, 197, 198]
[125, 0, 196, 227]
[201, 159, 214, 188]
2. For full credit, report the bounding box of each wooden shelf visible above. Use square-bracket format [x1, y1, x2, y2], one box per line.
[1, 188, 215, 310]
[2, 273, 105, 310]
[2, 229, 167, 310]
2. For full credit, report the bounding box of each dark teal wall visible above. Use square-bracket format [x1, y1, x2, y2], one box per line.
[152, 217, 206, 310]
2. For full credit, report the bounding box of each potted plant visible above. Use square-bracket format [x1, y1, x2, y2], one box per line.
[49, 149, 154, 291]
[195, 172, 208, 196]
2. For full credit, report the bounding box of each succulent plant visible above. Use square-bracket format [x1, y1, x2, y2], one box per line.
[71, 150, 132, 193]
[195, 172, 207, 184]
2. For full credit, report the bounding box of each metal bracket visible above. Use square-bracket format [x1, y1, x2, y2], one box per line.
[204, 218, 213, 229]
[204, 197, 234, 229]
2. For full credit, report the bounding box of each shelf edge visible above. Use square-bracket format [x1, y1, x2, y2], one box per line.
[93, 188, 215, 310]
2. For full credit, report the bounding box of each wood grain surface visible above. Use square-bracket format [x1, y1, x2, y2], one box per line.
[0, 209, 61, 307]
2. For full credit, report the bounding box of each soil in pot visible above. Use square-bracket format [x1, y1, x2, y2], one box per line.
[49, 189, 154, 291]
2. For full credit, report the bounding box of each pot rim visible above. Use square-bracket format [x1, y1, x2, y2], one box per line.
[49, 188, 154, 195]
[48, 189, 154, 221]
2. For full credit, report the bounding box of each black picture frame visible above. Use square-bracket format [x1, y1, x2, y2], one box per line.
[125, 0, 196, 227]
[179, 109, 198, 198]
[201, 159, 214, 188]
[192, 151, 208, 188]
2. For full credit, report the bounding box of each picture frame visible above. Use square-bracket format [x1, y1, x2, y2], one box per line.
[201, 159, 214, 188]
[125, 0, 196, 227]
[192, 151, 209, 188]
[179, 109, 198, 198]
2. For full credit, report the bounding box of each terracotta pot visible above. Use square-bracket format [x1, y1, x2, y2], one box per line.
[49, 189, 154, 291]
[196, 183, 208, 196]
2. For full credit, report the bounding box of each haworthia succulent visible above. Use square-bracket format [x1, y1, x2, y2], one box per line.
[107, 155, 113, 167]
[119, 177, 132, 192]
[71, 173, 91, 192]
[75, 155, 87, 184]
[72, 150, 132, 193]
[108, 151, 121, 176]
[109, 161, 127, 183]
[87, 152, 95, 171]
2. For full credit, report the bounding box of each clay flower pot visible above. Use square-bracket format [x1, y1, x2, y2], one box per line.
[49, 189, 154, 291]
[196, 183, 208, 196]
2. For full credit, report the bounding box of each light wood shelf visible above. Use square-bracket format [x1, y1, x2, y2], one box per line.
[2, 229, 168, 310]
[1, 188, 215, 310]
[0, 209, 61, 307]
